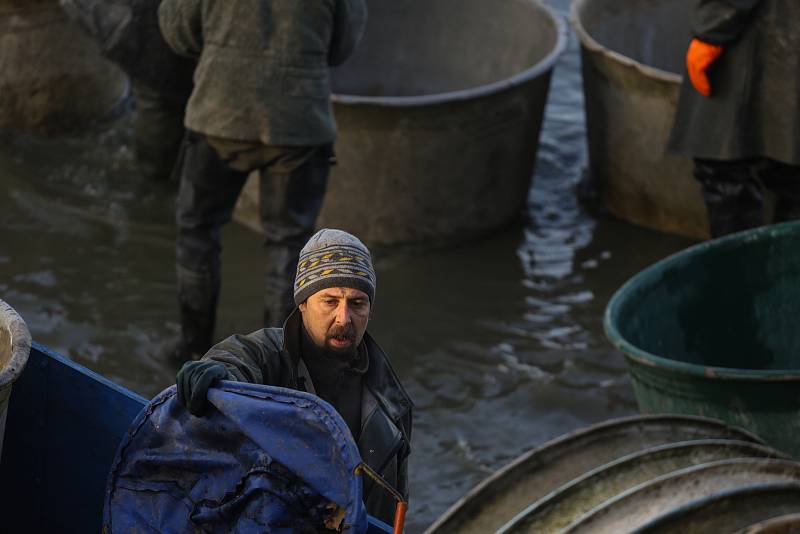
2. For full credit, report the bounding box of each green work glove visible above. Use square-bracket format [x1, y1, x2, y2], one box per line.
[176, 360, 230, 417]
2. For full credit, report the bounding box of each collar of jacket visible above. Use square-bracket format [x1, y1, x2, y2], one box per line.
[280, 308, 413, 423]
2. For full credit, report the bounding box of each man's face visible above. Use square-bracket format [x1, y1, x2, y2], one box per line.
[299, 287, 371, 360]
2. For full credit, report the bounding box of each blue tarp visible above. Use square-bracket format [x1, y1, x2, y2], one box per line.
[103, 380, 368, 533]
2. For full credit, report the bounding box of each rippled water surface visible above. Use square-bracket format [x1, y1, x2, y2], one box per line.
[0, 1, 695, 532]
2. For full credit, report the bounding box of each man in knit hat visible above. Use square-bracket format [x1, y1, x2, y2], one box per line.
[175, 229, 413, 525]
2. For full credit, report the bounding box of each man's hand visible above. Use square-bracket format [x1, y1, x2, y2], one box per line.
[686, 38, 724, 97]
[176, 360, 229, 416]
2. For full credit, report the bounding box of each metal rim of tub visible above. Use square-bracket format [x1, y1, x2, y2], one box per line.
[569, 0, 682, 84]
[604, 222, 800, 382]
[331, 0, 568, 107]
[0, 298, 31, 387]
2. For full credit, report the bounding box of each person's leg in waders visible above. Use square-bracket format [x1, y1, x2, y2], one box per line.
[131, 80, 187, 184]
[60, 0, 192, 186]
[694, 158, 764, 238]
[259, 145, 332, 327]
[758, 159, 800, 223]
[171, 131, 249, 362]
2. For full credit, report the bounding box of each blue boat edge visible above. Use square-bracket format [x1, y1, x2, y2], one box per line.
[0, 342, 392, 533]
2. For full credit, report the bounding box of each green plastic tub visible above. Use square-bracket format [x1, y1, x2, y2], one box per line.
[605, 222, 800, 458]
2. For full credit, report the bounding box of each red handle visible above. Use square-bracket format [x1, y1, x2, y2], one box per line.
[393, 501, 408, 534]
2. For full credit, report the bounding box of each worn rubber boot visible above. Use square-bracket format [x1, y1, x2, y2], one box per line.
[694, 159, 764, 238]
[168, 265, 219, 363]
[170, 132, 250, 362]
[132, 81, 186, 184]
[759, 159, 800, 223]
[774, 192, 800, 222]
[258, 145, 331, 327]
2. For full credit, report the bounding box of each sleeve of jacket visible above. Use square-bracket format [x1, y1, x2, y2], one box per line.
[201, 329, 283, 385]
[158, 0, 204, 58]
[691, 0, 762, 45]
[328, 0, 368, 66]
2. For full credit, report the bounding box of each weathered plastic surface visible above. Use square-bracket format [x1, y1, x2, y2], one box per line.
[0, 0, 128, 134]
[105, 382, 368, 533]
[570, 0, 708, 239]
[424, 414, 762, 534]
[499, 439, 787, 533]
[565, 459, 800, 533]
[634, 483, 800, 534]
[0, 298, 31, 459]
[605, 221, 800, 458]
[735, 513, 800, 534]
[235, 0, 567, 248]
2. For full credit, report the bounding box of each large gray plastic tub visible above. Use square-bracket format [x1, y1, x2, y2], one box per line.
[235, 0, 566, 248]
[571, 0, 708, 239]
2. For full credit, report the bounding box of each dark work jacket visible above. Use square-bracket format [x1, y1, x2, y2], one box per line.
[668, 0, 800, 165]
[202, 309, 413, 525]
[60, 0, 194, 103]
[158, 0, 367, 145]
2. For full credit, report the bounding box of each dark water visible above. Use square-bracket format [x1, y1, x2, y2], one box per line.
[0, 1, 695, 531]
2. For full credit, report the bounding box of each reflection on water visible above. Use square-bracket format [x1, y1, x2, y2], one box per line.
[0, 1, 695, 531]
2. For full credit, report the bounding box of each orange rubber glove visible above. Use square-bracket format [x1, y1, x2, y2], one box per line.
[686, 38, 724, 97]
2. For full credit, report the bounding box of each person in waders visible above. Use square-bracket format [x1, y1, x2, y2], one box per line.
[667, 0, 800, 238]
[157, 0, 367, 362]
[59, 0, 194, 183]
[174, 229, 413, 526]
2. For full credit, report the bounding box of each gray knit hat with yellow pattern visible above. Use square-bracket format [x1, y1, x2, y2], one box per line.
[294, 229, 376, 305]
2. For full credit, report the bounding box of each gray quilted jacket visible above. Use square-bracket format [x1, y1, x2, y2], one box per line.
[158, 0, 366, 145]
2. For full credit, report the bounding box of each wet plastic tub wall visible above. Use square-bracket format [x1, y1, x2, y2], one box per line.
[571, 0, 708, 239]
[235, 0, 567, 248]
[0, 0, 128, 134]
[605, 221, 800, 458]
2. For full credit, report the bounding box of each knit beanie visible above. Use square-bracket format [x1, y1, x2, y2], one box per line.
[294, 229, 376, 305]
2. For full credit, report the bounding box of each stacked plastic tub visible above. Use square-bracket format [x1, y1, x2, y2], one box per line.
[426, 415, 800, 533]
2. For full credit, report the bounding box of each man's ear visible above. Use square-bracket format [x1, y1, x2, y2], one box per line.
[298, 300, 307, 313]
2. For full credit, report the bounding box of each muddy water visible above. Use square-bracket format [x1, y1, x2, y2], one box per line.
[0, 1, 695, 531]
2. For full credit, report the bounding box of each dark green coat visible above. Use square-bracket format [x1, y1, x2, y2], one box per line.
[202, 309, 413, 525]
[60, 0, 195, 102]
[668, 0, 800, 165]
[157, 0, 367, 145]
